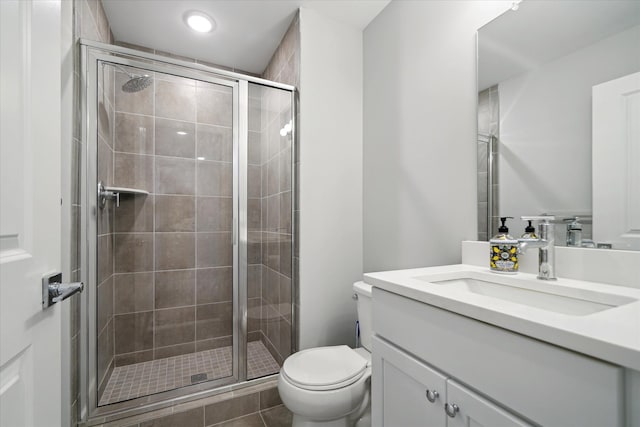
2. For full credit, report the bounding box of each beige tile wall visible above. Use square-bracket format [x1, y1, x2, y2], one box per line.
[262, 14, 300, 87]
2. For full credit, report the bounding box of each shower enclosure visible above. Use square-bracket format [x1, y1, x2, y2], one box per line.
[80, 41, 295, 417]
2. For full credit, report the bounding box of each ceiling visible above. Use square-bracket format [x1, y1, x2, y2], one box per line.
[102, 0, 391, 74]
[478, 0, 640, 91]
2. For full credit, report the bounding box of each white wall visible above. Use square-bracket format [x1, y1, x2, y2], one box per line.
[499, 25, 640, 236]
[298, 8, 363, 349]
[363, 1, 512, 273]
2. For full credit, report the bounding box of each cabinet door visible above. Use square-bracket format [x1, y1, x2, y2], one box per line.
[445, 379, 533, 427]
[372, 336, 447, 427]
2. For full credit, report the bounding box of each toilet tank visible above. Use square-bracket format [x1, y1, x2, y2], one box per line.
[353, 281, 373, 351]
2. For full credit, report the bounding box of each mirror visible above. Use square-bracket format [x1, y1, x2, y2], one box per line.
[477, 0, 640, 250]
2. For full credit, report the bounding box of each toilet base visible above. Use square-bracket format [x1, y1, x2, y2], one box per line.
[291, 406, 371, 427]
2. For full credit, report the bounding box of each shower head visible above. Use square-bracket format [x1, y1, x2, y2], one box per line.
[121, 75, 153, 93]
[112, 64, 153, 93]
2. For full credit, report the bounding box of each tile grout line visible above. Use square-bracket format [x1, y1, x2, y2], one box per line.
[257, 410, 268, 427]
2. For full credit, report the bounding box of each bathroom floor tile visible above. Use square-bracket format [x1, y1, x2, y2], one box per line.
[260, 405, 293, 427]
[99, 341, 280, 406]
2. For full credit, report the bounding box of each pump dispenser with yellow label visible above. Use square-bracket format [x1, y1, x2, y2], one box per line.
[490, 217, 519, 274]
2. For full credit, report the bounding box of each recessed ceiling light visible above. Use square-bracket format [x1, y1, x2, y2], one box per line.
[185, 11, 215, 33]
[176, 131, 187, 136]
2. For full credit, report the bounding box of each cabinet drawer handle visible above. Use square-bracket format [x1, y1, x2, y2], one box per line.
[425, 389, 439, 403]
[445, 403, 459, 418]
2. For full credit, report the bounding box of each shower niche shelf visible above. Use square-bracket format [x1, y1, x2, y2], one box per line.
[98, 181, 148, 208]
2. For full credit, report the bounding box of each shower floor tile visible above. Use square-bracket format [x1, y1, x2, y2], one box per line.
[246, 341, 282, 380]
[99, 341, 280, 406]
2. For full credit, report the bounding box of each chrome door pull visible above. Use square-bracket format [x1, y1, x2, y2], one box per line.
[426, 389, 439, 403]
[445, 403, 459, 418]
[42, 272, 84, 309]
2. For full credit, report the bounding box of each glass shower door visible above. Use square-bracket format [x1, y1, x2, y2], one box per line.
[94, 60, 238, 406]
[245, 83, 294, 380]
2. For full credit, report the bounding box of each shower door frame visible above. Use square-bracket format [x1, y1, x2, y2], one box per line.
[79, 41, 297, 423]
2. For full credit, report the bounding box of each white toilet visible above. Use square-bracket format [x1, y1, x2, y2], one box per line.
[278, 281, 373, 427]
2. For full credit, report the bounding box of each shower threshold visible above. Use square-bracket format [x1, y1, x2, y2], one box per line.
[99, 341, 280, 406]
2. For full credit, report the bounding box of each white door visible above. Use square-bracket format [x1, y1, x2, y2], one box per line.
[593, 71, 640, 250]
[0, 1, 63, 426]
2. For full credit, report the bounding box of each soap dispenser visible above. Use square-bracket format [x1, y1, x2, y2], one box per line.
[521, 220, 538, 239]
[490, 217, 519, 274]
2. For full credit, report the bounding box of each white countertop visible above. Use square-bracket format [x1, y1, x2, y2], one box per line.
[364, 264, 640, 371]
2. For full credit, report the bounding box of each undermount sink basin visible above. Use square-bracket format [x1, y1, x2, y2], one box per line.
[415, 275, 636, 316]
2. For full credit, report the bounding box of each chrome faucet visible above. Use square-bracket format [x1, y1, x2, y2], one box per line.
[517, 216, 556, 280]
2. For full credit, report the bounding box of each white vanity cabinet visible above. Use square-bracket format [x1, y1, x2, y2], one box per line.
[371, 288, 625, 427]
[373, 335, 532, 427]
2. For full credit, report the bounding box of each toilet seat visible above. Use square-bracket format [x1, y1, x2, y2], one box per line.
[281, 345, 368, 391]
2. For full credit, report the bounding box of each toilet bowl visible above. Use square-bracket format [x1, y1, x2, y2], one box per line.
[278, 282, 372, 427]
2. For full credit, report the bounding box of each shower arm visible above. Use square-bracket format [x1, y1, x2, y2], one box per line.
[111, 63, 137, 79]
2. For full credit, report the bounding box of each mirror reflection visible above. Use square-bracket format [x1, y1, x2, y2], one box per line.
[477, 0, 640, 250]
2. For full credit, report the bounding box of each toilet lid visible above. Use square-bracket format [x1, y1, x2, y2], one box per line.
[282, 345, 368, 391]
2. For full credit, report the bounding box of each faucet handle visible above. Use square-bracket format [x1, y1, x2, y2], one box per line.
[521, 215, 555, 223]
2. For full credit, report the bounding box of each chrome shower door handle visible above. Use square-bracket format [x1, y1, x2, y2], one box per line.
[42, 272, 84, 309]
